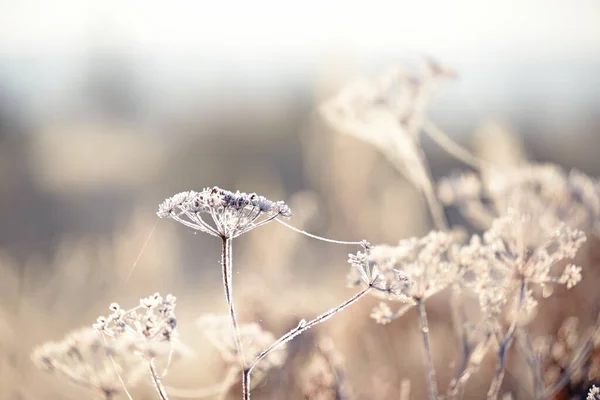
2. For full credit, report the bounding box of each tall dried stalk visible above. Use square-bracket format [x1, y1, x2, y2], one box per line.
[220, 236, 247, 396]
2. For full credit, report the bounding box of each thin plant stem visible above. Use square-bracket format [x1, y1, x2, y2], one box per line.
[422, 120, 491, 170]
[416, 299, 439, 400]
[220, 236, 247, 370]
[487, 276, 527, 400]
[275, 218, 364, 245]
[517, 329, 543, 399]
[242, 286, 373, 400]
[149, 358, 169, 400]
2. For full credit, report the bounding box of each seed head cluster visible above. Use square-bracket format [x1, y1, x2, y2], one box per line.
[31, 328, 144, 398]
[157, 187, 292, 238]
[93, 293, 178, 360]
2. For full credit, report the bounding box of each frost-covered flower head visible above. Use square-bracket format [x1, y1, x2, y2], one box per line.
[321, 59, 454, 189]
[349, 232, 460, 323]
[439, 164, 600, 234]
[31, 328, 144, 398]
[459, 209, 586, 318]
[197, 314, 286, 374]
[93, 293, 178, 361]
[157, 187, 292, 238]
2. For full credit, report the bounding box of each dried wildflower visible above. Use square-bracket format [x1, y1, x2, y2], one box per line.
[31, 328, 144, 399]
[439, 164, 600, 234]
[302, 338, 351, 400]
[94, 293, 178, 361]
[321, 59, 454, 224]
[458, 210, 586, 319]
[352, 231, 458, 302]
[157, 187, 291, 238]
[196, 314, 286, 374]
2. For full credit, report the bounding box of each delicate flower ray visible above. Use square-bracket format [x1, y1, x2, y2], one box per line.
[157, 187, 292, 238]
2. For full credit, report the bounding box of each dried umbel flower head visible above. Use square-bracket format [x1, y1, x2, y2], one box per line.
[321, 59, 454, 192]
[197, 314, 286, 374]
[31, 328, 144, 399]
[302, 338, 351, 400]
[439, 164, 600, 234]
[157, 187, 292, 238]
[349, 232, 460, 324]
[459, 209, 586, 319]
[93, 293, 178, 360]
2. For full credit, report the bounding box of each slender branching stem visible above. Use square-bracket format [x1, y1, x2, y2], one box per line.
[487, 276, 527, 400]
[242, 286, 372, 400]
[220, 236, 246, 367]
[149, 358, 169, 400]
[416, 298, 439, 400]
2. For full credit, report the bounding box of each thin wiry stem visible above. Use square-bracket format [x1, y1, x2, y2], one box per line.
[422, 120, 491, 170]
[242, 286, 373, 400]
[275, 218, 364, 245]
[416, 299, 438, 400]
[221, 236, 247, 371]
[149, 358, 169, 400]
[516, 329, 543, 399]
[487, 276, 527, 400]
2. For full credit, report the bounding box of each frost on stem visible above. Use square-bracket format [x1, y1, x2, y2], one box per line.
[31, 328, 145, 399]
[157, 187, 292, 238]
[438, 163, 600, 234]
[348, 232, 462, 324]
[197, 314, 286, 379]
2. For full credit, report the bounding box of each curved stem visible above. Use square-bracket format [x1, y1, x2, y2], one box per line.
[220, 237, 247, 369]
[243, 287, 372, 399]
[149, 358, 169, 400]
[416, 299, 438, 400]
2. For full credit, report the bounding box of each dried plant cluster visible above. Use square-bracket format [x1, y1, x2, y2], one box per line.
[29, 57, 600, 400]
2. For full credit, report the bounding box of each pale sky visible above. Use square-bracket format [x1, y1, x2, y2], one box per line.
[1, 0, 599, 59]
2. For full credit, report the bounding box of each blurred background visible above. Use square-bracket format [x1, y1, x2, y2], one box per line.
[1, 0, 600, 399]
